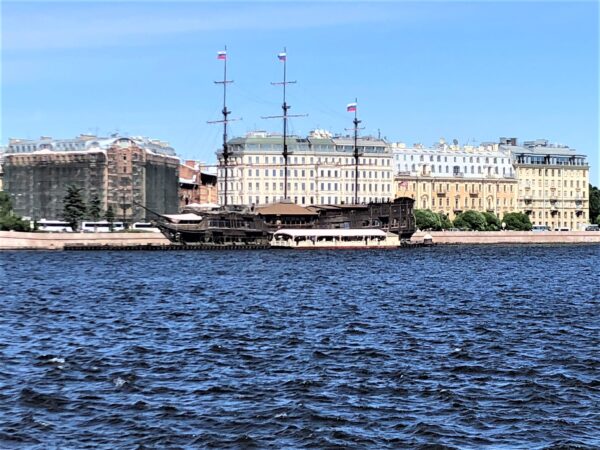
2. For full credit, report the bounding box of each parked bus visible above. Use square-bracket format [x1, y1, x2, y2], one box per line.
[81, 221, 125, 232]
[37, 219, 73, 232]
[131, 222, 161, 233]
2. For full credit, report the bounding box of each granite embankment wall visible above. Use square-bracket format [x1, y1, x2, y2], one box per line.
[411, 231, 600, 245]
[0, 231, 170, 250]
[2, 230, 600, 250]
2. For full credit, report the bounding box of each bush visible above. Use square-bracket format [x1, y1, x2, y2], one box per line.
[482, 212, 501, 231]
[502, 212, 532, 231]
[0, 192, 31, 231]
[414, 209, 441, 230]
[453, 210, 487, 231]
[414, 209, 454, 231]
[0, 215, 31, 231]
[439, 213, 453, 230]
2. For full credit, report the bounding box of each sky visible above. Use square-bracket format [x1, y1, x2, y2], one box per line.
[1, 1, 599, 184]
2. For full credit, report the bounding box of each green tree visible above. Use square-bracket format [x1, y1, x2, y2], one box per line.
[62, 185, 87, 231]
[439, 213, 453, 230]
[589, 184, 600, 224]
[482, 211, 501, 231]
[502, 212, 532, 231]
[0, 192, 13, 216]
[0, 215, 31, 231]
[0, 192, 31, 231]
[105, 205, 115, 231]
[453, 210, 487, 231]
[88, 194, 102, 221]
[414, 209, 442, 230]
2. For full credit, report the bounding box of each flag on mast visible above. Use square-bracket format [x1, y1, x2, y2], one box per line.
[217, 50, 227, 60]
[277, 52, 287, 61]
[347, 102, 357, 112]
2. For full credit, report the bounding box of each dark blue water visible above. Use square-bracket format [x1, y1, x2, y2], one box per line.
[1, 245, 599, 449]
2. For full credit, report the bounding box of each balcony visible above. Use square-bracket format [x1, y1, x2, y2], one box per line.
[436, 192, 446, 197]
[453, 172, 464, 178]
[469, 192, 479, 198]
[453, 207, 463, 213]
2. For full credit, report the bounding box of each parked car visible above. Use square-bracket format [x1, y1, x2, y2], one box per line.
[532, 225, 551, 232]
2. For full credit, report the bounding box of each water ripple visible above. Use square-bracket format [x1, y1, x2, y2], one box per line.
[0, 244, 599, 448]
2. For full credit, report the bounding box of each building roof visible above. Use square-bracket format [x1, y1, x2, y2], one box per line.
[256, 202, 318, 216]
[225, 131, 390, 154]
[502, 144, 585, 157]
[5, 134, 177, 156]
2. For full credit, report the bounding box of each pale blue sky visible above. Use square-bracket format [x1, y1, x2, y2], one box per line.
[2, 1, 598, 183]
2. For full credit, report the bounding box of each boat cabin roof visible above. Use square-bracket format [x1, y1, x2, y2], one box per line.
[162, 213, 203, 223]
[274, 228, 387, 238]
[257, 202, 318, 216]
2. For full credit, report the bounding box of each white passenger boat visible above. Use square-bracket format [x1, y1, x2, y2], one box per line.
[270, 228, 400, 249]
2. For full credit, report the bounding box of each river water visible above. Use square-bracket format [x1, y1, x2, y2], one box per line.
[0, 245, 599, 449]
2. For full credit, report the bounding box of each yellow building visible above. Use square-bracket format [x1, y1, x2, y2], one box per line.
[395, 174, 517, 220]
[392, 141, 517, 220]
[505, 139, 589, 230]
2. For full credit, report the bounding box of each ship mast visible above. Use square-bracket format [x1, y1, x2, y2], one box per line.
[346, 99, 363, 204]
[208, 46, 239, 206]
[262, 48, 306, 201]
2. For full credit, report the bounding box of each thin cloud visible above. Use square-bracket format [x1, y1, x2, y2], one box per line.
[2, 2, 403, 51]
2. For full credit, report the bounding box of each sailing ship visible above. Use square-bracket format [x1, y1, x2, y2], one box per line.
[155, 48, 416, 246]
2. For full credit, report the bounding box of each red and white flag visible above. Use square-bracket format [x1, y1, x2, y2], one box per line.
[347, 102, 357, 112]
[217, 51, 227, 60]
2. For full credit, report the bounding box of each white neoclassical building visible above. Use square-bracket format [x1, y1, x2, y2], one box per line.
[217, 130, 395, 206]
[391, 139, 515, 179]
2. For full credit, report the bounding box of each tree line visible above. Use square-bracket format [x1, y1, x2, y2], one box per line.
[61, 185, 116, 231]
[0, 185, 116, 232]
[414, 208, 534, 231]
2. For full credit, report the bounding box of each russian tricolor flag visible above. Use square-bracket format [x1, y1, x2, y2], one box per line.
[217, 51, 227, 60]
[278, 52, 287, 61]
[347, 102, 357, 112]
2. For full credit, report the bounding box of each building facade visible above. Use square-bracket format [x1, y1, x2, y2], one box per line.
[500, 138, 589, 230]
[217, 130, 394, 206]
[392, 140, 518, 219]
[179, 160, 218, 209]
[3, 136, 179, 222]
